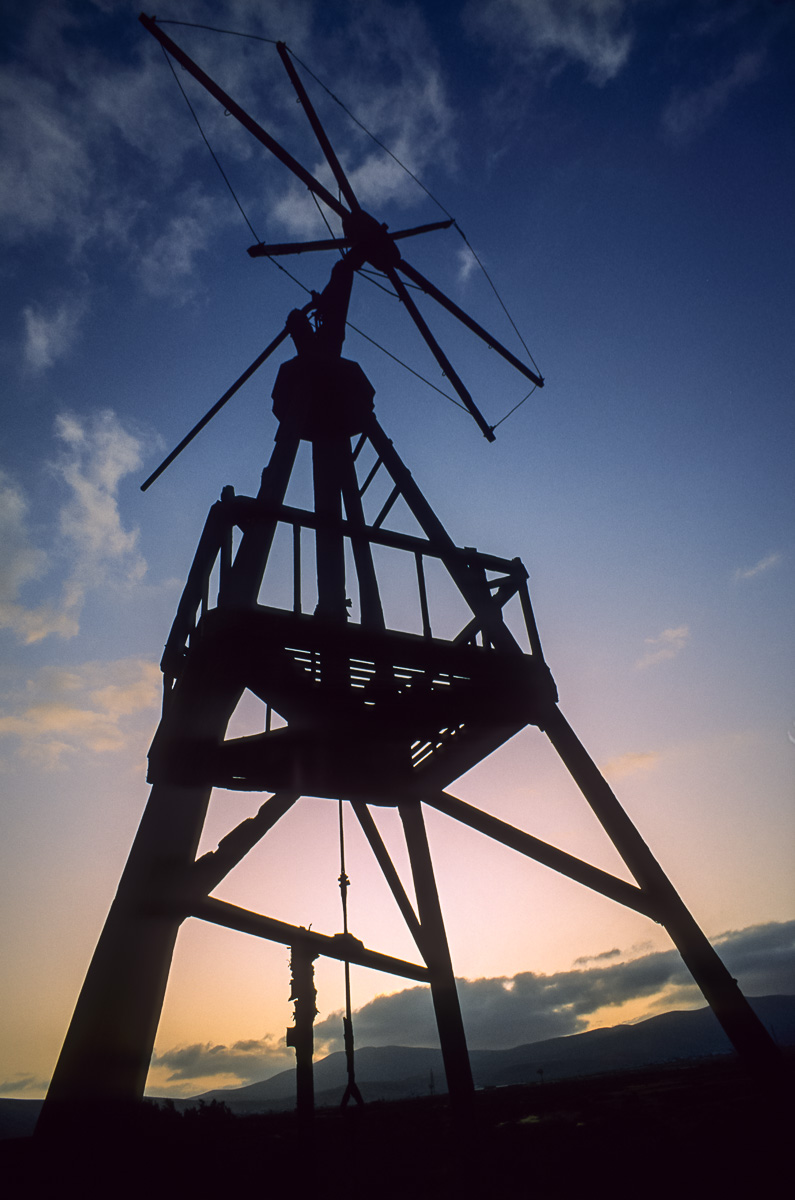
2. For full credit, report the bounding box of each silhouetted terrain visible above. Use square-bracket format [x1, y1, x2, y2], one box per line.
[2, 994, 791, 1140]
[191, 992, 795, 1112]
[2, 1049, 791, 1199]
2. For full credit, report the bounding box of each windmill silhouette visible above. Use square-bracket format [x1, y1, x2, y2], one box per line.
[39, 15, 779, 1133]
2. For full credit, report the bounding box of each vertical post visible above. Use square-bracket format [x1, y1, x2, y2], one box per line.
[312, 436, 348, 620]
[415, 551, 432, 639]
[286, 941, 318, 1121]
[543, 706, 782, 1070]
[399, 801, 475, 1112]
[339, 448, 385, 630]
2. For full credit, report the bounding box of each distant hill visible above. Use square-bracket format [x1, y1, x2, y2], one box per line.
[192, 993, 794, 1113]
[3, 994, 791, 1136]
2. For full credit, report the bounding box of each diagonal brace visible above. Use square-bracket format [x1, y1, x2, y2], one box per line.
[427, 791, 662, 920]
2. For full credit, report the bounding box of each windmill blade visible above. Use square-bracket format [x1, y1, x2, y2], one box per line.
[396, 259, 544, 389]
[249, 236, 353, 258]
[140, 323, 295, 492]
[391, 219, 454, 241]
[277, 43, 361, 215]
[384, 265, 496, 442]
[246, 220, 454, 259]
[248, 220, 455, 260]
[139, 15, 348, 221]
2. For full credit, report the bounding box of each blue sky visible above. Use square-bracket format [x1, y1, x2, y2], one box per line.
[1, 0, 793, 1099]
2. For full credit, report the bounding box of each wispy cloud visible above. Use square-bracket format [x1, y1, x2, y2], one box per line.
[464, 0, 635, 86]
[137, 189, 217, 300]
[3, 1, 455, 328]
[150, 1033, 293, 1091]
[601, 750, 660, 779]
[55, 408, 146, 608]
[268, 1, 454, 236]
[573, 947, 621, 966]
[0, 471, 79, 643]
[23, 294, 89, 372]
[661, 47, 766, 143]
[456, 245, 478, 285]
[0, 411, 145, 644]
[0, 657, 161, 767]
[636, 625, 689, 669]
[734, 552, 782, 582]
[0, 1073, 48, 1096]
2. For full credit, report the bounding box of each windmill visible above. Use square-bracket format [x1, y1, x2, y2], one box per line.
[38, 14, 779, 1134]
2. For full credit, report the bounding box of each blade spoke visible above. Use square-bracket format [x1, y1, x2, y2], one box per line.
[277, 42, 360, 215]
[384, 266, 495, 442]
[390, 219, 454, 241]
[140, 16, 347, 220]
[140, 322, 299, 491]
[248, 236, 352, 257]
[397, 259, 544, 389]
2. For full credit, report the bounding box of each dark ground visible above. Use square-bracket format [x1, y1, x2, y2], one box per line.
[3, 1052, 791, 1199]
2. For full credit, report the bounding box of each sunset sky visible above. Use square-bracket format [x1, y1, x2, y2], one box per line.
[1, 0, 793, 1101]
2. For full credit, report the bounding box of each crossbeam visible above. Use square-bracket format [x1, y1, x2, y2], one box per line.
[191, 895, 430, 982]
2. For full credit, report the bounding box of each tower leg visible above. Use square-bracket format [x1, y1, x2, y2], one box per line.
[544, 707, 781, 1070]
[399, 801, 475, 1111]
[37, 783, 212, 1134]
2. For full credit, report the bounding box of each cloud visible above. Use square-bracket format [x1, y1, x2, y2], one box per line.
[151, 1033, 293, 1087]
[53, 408, 146, 610]
[464, 0, 634, 86]
[0, 1074, 48, 1095]
[23, 295, 89, 371]
[456, 245, 478, 285]
[661, 47, 766, 143]
[137, 189, 217, 300]
[309, 919, 795, 1055]
[0, 471, 79, 643]
[601, 750, 660, 780]
[141, 921, 794, 1092]
[267, 2, 455, 237]
[713, 921, 795, 997]
[734, 552, 782, 582]
[0, 657, 161, 767]
[574, 947, 622, 966]
[3, 0, 455, 336]
[1, 411, 145, 644]
[636, 625, 689, 669]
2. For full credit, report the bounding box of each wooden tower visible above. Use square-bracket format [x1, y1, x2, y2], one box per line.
[39, 16, 780, 1133]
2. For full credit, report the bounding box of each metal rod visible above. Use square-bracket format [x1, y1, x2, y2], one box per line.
[427, 791, 661, 919]
[191, 895, 430, 981]
[293, 523, 302, 614]
[191, 791, 299, 895]
[399, 800, 475, 1112]
[543, 706, 783, 1071]
[140, 326, 292, 491]
[415, 551, 432, 639]
[277, 42, 361, 214]
[247, 221, 453, 260]
[397, 258, 544, 389]
[351, 801, 424, 950]
[373, 484, 400, 529]
[139, 16, 347, 219]
[385, 264, 496, 442]
[365, 417, 519, 652]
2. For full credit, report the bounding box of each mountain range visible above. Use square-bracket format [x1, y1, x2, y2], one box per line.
[192, 993, 794, 1113]
[2, 994, 791, 1137]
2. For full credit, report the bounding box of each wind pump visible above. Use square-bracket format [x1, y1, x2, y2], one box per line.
[39, 14, 780, 1135]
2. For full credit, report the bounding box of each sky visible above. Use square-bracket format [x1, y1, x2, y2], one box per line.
[1, 0, 793, 1101]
